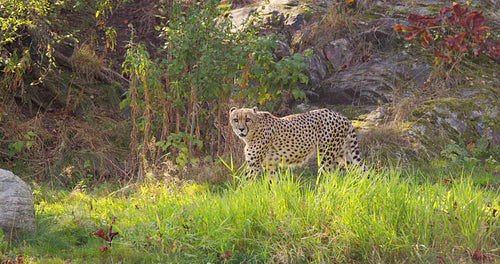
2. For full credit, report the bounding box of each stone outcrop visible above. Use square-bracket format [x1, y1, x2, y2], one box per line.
[318, 53, 430, 105]
[228, 0, 499, 161]
[410, 98, 500, 152]
[230, 0, 311, 32]
[0, 169, 36, 235]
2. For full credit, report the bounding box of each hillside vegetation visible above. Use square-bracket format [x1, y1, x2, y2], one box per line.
[0, 0, 499, 263]
[1, 0, 499, 182]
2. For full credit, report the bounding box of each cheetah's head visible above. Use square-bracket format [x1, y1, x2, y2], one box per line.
[229, 107, 257, 140]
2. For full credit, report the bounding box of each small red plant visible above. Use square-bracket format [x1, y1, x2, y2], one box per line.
[394, 3, 500, 64]
[92, 217, 119, 252]
[216, 251, 231, 260]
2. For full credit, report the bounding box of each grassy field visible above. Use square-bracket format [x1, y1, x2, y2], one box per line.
[1, 163, 499, 263]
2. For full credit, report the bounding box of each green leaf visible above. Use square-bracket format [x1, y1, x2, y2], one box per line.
[26, 141, 33, 150]
[119, 98, 130, 109]
[292, 89, 306, 100]
[12, 141, 23, 152]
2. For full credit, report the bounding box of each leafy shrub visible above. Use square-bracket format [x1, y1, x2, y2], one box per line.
[441, 136, 499, 167]
[120, 0, 309, 172]
[394, 3, 500, 64]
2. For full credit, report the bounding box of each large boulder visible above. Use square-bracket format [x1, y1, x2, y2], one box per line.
[230, 1, 311, 32]
[316, 52, 430, 105]
[323, 38, 352, 71]
[0, 169, 36, 235]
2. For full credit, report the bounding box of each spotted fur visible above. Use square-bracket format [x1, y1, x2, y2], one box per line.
[229, 107, 362, 175]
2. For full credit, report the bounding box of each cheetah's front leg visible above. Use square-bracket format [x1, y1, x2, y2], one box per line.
[244, 143, 266, 178]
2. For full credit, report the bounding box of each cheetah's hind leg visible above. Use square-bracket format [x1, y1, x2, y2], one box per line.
[316, 144, 339, 175]
[343, 129, 363, 170]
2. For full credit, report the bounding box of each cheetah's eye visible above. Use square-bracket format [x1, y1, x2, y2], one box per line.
[233, 119, 239, 123]
[245, 118, 251, 123]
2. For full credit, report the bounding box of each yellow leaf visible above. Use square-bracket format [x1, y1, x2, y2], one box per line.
[346, 0, 354, 3]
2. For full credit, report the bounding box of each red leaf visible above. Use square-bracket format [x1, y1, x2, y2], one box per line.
[445, 4, 468, 27]
[109, 232, 119, 241]
[420, 30, 433, 47]
[449, 33, 468, 53]
[472, 249, 484, 261]
[92, 229, 108, 241]
[473, 26, 490, 35]
[408, 14, 437, 25]
[468, 11, 484, 30]
[452, 3, 468, 18]
[441, 33, 467, 53]
[99, 246, 108, 252]
[393, 24, 421, 33]
[404, 31, 421, 41]
[455, 33, 467, 43]
[108, 225, 113, 240]
[393, 24, 406, 32]
[217, 251, 231, 260]
[433, 48, 441, 57]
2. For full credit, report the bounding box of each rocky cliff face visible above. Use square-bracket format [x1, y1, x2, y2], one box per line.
[230, 0, 500, 162]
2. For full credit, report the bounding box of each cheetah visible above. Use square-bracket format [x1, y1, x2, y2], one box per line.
[229, 107, 362, 176]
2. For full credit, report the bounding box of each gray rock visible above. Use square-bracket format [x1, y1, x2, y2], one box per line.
[270, 0, 299, 6]
[261, 5, 287, 27]
[230, 6, 258, 29]
[275, 40, 291, 58]
[230, 2, 310, 33]
[0, 169, 36, 235]
[315, 53, 430, 105]
[303, 50, 329, 88]
[296, 103, 319, 112]
[324, 38, 352, 71]
[365, 106, 387, 122]
[359, 29, 394, 52]
[284, 12, 305, 31]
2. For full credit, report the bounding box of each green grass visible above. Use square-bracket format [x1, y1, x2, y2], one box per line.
[1, 164, 499, 263]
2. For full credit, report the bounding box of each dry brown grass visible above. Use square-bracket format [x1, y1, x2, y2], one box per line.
[0, 104, 130, 185]
[302, 4, 360, 47]
[71, 42, 103, 81]
[297, 0, 385, 51]
[358, 123, 418, 169]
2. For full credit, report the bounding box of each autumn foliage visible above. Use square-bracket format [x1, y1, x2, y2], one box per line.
[394, 3, 500, 64]
[92, 217, 119, 252]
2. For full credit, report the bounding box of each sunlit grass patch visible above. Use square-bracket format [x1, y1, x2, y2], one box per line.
[3, 165, 499, 263]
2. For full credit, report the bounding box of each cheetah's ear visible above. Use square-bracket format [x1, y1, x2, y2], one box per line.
[252, 107, 258, 113]
[230, 107, 237, 113]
